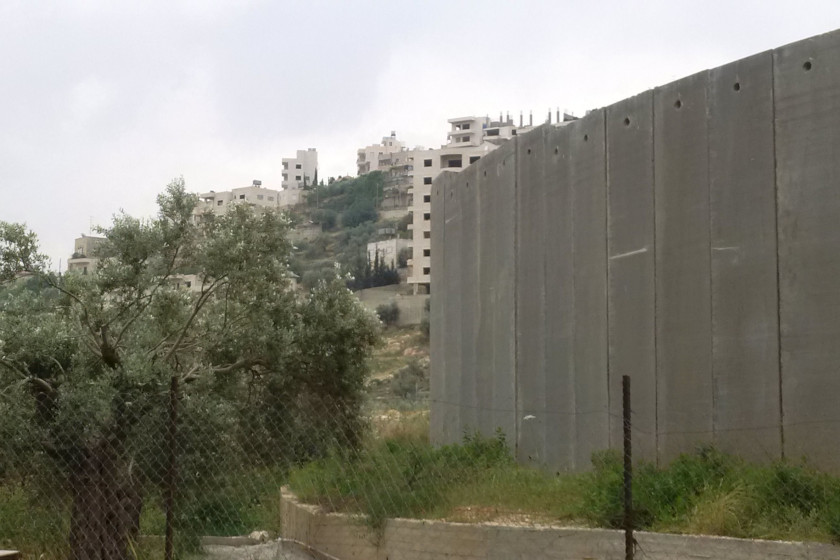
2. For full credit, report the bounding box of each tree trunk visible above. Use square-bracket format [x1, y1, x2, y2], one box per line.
[68, 442, 142, 560]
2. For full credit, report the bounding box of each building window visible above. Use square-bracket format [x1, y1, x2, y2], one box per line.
[486, 129, 500, 136]
[268, 196, 274, 201]
[295, 164, 302, 169]
[462, 124, 470, 130]
[461, 136, 470, 142]
[257, 194, 264, 200]
[423, 194, 430, 203]
[239, 194, 246, 199]
[423, 249, 430, 257]
[447, 158, 462, 168]
[217, 200, 223, 206]
[470, 156, 480, 164]
[423, 231, 431, 239]
[511, 130, 517, 136]
[424, 177, 432, 185]
[423, 267, 430, 275]
[296, 176, 301, 180]
[424, 159, 432, 167]
[424, 213, 430, 221]
[185, 281, 191, 289]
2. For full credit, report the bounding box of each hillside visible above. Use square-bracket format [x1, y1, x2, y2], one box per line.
[287, 172, 411, 290]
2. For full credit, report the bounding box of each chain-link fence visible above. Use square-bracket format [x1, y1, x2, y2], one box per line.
[4, 369, 840, 560]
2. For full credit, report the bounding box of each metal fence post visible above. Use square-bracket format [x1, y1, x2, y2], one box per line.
[165, 375, 179, 560]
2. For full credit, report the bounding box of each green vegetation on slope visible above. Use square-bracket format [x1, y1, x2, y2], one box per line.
[289, 172, 409, 291]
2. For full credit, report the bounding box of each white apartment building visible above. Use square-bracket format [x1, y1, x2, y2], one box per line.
[357, 132, 405, 176]
[193, 180, 305, 221]
[282, 148, 318, 190]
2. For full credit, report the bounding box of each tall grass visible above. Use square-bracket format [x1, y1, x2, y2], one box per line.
[290, 434, 840, 544]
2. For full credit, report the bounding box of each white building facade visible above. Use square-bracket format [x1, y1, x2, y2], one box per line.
[282, 148, 318, 190]
[367, 238, 412, 268]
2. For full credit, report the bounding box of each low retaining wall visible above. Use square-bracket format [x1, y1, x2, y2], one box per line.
[280, 488, 840, 560]
[354, 285, 428, 326]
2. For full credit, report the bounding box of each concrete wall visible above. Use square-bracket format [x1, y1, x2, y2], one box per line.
[431, 29, 840, 470]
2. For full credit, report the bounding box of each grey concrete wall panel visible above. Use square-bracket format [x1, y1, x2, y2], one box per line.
[477, 143, 518, 441]
[708, 51, 782, 461]
[429, 168, 446, 446]
[458, 163, 481, 434]
[568, 111, 610, 469]
[542, 125, 576, 470]
[605, 91, 658, 463]
[515, 127, 549, 465]
[654, 71, 714, 464]
[441, 172, 463, 444]
[774, 31, 840, 467]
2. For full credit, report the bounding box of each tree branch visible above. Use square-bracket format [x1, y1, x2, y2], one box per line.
[161, 275, 226, 363]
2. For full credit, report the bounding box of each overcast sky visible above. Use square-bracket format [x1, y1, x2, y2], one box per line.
[2, 0, 839, 266]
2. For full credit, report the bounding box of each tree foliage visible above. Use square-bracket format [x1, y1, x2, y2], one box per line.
[0, 179, 380, 559]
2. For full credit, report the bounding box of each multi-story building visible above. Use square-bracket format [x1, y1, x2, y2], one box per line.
[357, 112, 564, 293]
[282, 148, 318, 190]
[67, 234, 106, 276]
[356, 132, 405, 176]
[407, 115, 543, 293]
[193, 180, 305, 219]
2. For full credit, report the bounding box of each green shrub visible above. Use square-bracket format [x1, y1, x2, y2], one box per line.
[390, 361, 428, 399]
[376, 301, 400, 325]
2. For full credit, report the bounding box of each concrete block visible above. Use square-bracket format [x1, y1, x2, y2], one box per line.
[606, 90, 658, 463]
[568, 109, 610, 469]
[774, 30, 840, 467]
[458, 162, 481, 434]
[654, 70, 714, 464]
[515, 127, 549, 465]
[440, 172, 464, 445]
[477, 143, 518, 442]
[708, 50, 782, 461]
[429, 169, 446, 445]
[543, 125, 577, 470]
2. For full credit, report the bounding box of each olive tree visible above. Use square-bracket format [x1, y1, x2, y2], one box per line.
[0, 180, 379, 560]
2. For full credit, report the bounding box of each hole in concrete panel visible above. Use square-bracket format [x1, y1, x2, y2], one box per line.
[674, 99, 682, 109]
[803, 60, 813, 71]
[466, 182, 469, 189]
[554, 147, 559, 154]
[483, 171, 487, 177]
[584, 134, 589, 142]
[527, 148, 532, 155]
[623, 117, 631, 126]
[733, 82, 741, 91]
